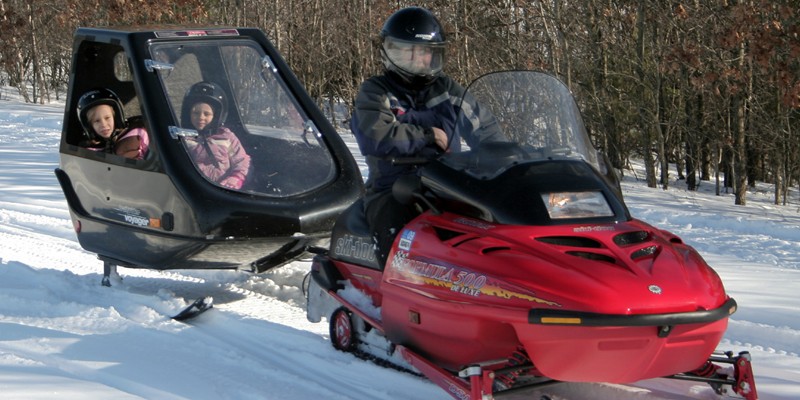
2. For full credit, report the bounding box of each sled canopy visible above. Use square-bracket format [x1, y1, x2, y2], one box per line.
[56, 26, 363, 272]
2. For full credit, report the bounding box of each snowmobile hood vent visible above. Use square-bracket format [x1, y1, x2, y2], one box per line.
[612, 231, 659, 260]
[630, 245, 658, 260]
[535, 232, 660, 266]
[537, 236, 616, 264]
[536, 236, 602, 248]
[613, 230, 650, 246]
[565, 251, 615, 263]
[434, 227, 467, 242]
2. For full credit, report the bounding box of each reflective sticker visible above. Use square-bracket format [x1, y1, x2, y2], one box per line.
[398, 229, 416, 251]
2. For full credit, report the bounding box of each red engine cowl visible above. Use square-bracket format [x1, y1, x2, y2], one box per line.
[379, 211, 734, 382]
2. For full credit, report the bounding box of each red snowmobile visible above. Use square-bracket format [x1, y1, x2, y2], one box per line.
[306, 71, 757, 400]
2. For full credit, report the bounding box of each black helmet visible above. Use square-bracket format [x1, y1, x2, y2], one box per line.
[380, 7, 446, 87]
[181, 81, 228, 132]
[76, 88, 126, 136]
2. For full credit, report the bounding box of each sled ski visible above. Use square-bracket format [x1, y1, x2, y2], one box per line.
[172, 296, 214, 321]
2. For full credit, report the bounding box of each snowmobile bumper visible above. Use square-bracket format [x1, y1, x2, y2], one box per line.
[528, 297, 737, 334]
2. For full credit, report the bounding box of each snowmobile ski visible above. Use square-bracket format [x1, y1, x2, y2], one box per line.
[172, 296, 214, 321]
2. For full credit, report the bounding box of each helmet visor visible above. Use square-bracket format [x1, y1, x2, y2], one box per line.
[383, 37, 445, 77]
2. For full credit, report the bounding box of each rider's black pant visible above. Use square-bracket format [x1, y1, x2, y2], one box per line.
[363, 190, 418, 267]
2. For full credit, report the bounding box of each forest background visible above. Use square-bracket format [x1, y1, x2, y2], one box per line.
[1, 0, 799, 206]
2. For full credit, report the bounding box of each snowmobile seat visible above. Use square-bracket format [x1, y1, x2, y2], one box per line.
[328, 198, 382, 270]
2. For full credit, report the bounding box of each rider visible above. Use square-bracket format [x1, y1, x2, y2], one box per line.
[180, 81, 251, 190]
[77, 88, 149, 159]
[350, 6, 502, 266]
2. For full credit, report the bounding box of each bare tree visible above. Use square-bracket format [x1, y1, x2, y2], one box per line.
[2, 0, 798, 208]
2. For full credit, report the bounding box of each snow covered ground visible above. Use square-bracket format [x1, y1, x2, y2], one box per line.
[1, 90, 798, 399]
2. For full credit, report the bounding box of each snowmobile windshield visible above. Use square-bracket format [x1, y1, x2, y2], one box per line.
[445, 71, 600, 180]
[420, 71, 625, 224]
[148, 39, 337, 197]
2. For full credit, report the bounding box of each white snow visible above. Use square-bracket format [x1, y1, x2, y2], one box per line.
[1, 89, 798, 399]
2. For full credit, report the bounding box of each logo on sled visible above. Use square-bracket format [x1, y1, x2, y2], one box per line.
[649, 284, 663, 295]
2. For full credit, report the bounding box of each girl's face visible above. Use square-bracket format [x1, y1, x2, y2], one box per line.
[190, 102, 214, 131]
[87, 104, 115, 138]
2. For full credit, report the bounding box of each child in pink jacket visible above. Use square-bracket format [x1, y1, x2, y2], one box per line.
[181, 82, 251, 189]
[77, 88, 149, 159]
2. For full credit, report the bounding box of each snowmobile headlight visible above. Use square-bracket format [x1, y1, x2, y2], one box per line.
[541, 191, 614, 219]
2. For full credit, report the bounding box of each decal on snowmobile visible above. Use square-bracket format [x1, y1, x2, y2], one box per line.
[333, 234, 376, 262]
[448, 384, 469, 400]
[397, 229, 416, 251]
[391, 251, 485, 297]
[391, 251, 560, 305]
[573, 225, 616, 233]
[481, 285, 561, 306]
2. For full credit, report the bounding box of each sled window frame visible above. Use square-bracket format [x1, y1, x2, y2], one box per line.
[64, 40, 152, 167]
[151, 39, 338, 197]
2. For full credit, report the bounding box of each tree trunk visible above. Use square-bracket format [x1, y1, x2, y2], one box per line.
[657, 68, 668, 189]
[714, 144, 722, 196]
[733, 42, 748, 205]
[636, 2, 657, 188]
[540, 1, 560, 77]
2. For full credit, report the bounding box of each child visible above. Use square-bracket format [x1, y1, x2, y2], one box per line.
[181, 81, 251, 190]
[77, 88, 149, 159]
